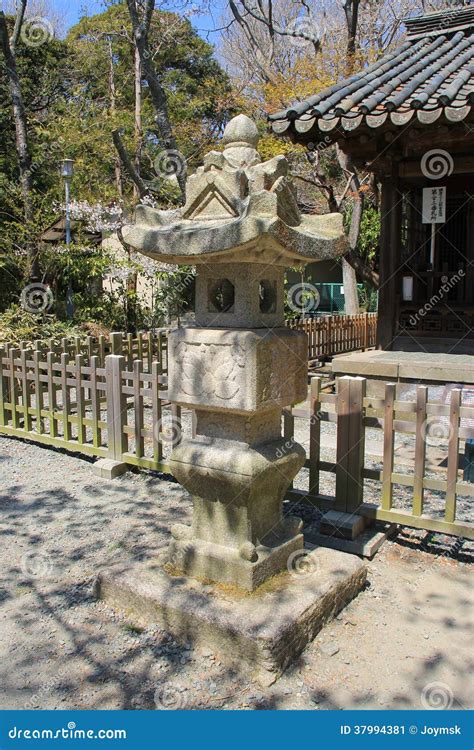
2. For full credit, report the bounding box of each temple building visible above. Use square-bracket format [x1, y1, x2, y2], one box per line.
[269, 6, 474, 355]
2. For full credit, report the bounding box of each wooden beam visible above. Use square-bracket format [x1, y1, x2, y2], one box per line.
[400, 153, 474, 178]
[376, 170, 401, 350]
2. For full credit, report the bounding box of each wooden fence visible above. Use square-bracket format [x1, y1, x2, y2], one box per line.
[285, 376, 474, 539]
[1, 330, 472, 540]
[0, 337, 173, 475]
[1, 314, 374, 374]
[0, 329, 168, 373]
[287, 312, 377, 359]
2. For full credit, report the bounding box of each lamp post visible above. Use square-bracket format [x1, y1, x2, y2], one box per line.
[61, 159, 74, 319]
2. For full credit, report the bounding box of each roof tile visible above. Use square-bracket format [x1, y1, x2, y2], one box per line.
[269, 8, 474, 143]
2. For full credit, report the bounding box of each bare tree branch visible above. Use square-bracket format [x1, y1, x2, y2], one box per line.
[10, 0, 27, 50]
[238, 0, 321, 50]
[125, 0, 186, 200]
[229, 0, 279, 84]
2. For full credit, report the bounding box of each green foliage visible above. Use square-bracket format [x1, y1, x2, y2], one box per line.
[62, 3, 235, 200]
[154, 268, 195, 325]
[0, 305, 84, 348]
[40, 242, 111, 319]
[357, 284, 378, 313]
[0, 3, 236, 338]
[0, 250, 27, 311]
[343, 202, 380, 265]
[345, 204, 380, 310]
[357, 205, 380, 266]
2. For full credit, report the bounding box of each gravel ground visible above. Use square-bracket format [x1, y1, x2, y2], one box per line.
[0, 434, 472, 711]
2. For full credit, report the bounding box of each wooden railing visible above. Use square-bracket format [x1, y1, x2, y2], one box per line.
[287, 313, 377, 359]
[2, 332, 472, 540]
[0, 329, 168, 373]
[0, 337, 173, 475]
[285, 376, 474, 539]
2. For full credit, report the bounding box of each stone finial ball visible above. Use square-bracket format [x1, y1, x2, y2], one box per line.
[222, 114, 259, 148]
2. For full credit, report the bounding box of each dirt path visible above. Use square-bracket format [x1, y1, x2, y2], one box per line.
[0, 435, 472, 711]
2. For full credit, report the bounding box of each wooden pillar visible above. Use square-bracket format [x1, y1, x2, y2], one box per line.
[377, 167, 402, 350]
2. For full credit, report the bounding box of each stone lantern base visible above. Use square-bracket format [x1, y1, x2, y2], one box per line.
[95, 546, 367, 686]
[169, 436, 306, 591]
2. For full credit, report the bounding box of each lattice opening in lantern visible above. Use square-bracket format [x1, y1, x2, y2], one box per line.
[207, 278, 235, 313]
[259, 279, 277, 313]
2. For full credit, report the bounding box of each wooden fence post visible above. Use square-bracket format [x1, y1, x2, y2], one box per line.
[0, 347, 6, 427]
[60, 352, 71, 441]
[109, 332, 123, 356]
[381, 383, 396, 510]
[47, 351, 58, 438]
[75, 354, 86, 445]
[98, 335, 106, 364]
[90, 355, 101, 448]
[445, 388, 461, 523]
[413, 385, 428, 517]
[33, 350, 45, 434]
[93, 352, 128, 479]
[320, 375, 367, 544]
[151, 359, 163, 463]
[335, 376, 351, 512]
[9, 348, 19, 430]
[345, 376, 366, 513]
[107, 353, 127, 460]
[309, 376, 321, 498]
[133, 359, 144, 458]
[20, 348, 32, 432]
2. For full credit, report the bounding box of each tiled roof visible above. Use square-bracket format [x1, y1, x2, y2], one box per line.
[40, 217, 101, 244]
[268, 7, 474, 143]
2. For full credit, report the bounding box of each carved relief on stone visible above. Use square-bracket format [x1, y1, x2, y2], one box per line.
[174, 340, 246, 402]
[257, 333, 307, 408]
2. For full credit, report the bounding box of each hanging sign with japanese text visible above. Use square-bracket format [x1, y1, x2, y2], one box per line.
[422, 186, 446, 224]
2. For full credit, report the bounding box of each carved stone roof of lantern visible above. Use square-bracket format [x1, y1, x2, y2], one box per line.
[122, 114, 347, 266]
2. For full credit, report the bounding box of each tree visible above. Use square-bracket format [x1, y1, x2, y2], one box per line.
[0, 2, 36, 276]
[0, 0, 235, 328]
[64, 2, 235, 204]
[0, 5, 68, 285]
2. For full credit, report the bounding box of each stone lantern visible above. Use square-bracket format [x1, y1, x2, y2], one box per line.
[123, 115, 347, 591]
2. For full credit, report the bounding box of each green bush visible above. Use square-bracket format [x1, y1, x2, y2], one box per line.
[0, 305, 86, 348]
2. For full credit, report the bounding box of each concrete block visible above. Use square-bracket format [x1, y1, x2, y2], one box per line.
[319, 509, 367, 540]
[308, 523, 397, 559]
[93, 459, 128, 480]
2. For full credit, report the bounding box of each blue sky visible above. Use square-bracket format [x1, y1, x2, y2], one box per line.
[49, 0, 227, 39]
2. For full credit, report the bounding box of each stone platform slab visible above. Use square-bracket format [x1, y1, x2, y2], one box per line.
[95, 546, 366, 685]
[332, 350, 474, 385]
